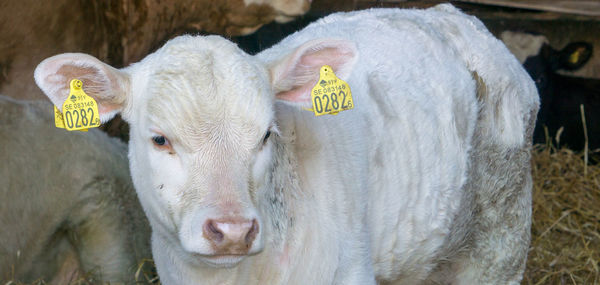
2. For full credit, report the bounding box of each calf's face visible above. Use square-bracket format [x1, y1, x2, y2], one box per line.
[35, 35, 357, 267]
[129, 38, 276, 267]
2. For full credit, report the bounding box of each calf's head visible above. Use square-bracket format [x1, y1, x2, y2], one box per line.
[34, 35, 356, 267]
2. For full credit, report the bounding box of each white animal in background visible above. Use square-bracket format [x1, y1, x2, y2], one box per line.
[0, 96, 151, 283]
[34, 4, 538, 284]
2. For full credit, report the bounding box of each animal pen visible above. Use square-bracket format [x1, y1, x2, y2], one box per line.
[1, 0, 599, 284]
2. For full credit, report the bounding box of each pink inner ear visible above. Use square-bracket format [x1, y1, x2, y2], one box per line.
[273, 40, 357, 106]
[36, 54, 128, 122]
[53, 65, 120, 116]
[275, 82, 315, 104]
[299, 47, 354, 74]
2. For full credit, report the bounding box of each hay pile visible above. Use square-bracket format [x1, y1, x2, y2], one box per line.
[524, 146, 600, 284]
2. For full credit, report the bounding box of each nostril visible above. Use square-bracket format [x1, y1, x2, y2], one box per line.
[245, 219, 259, 245]
[204, 219, 224, 242]
[208, 221, 222, 236]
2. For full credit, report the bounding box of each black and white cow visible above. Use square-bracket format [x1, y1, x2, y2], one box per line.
[502, 31, 599, 152]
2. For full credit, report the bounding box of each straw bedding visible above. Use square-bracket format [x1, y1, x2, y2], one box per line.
[523, 146, 600, 284]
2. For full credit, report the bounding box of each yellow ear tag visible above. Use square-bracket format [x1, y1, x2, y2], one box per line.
[58, 79, 100, 131]
[308, 65, 354, 116]
[569, 50, 581, 64]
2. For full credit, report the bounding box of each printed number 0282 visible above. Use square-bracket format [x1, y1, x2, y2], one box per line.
[313, 91, 348, 113]
[64, 107, 95, 129]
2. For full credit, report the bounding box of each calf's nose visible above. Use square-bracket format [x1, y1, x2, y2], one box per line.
[203, 218, 259, 254]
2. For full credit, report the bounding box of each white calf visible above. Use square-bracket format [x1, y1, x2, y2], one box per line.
[34, 4, 538, 284]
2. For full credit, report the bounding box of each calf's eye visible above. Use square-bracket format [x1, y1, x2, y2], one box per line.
[151, 135, 175, 154]
[153, 136, 167, 146]
[262, 130, 271, 145]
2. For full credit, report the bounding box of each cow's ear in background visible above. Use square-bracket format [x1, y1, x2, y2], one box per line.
[268, 39, 358, 109]
[558, 42, 593, 71]
[34, 53, 130, 123]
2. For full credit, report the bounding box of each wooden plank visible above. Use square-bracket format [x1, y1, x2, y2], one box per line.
[454, 0, 600, 17]
[313, 0, 600, 21]
[355, 0, 446, 10]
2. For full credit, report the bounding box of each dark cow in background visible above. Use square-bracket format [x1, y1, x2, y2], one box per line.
[526, 42, 599, 151]
[502, 31, 599, 153]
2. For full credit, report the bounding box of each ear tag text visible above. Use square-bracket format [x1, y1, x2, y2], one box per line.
[54, 101, 88, 132]
[55, 79, 100, 131]
[308, 65, 354, 116]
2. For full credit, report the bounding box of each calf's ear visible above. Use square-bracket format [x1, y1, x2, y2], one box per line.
[268, 39, 358, 109]
[34, 53, 130, 123]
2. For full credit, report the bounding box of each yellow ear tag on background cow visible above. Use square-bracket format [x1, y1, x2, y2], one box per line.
[308, 65, 354, 116]
[57, 79, 100, 131]
[569, 49, 581, 64]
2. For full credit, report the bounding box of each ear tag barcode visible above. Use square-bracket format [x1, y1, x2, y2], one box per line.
[308, 65, 354, 116]
[55, 79, 100, 131]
